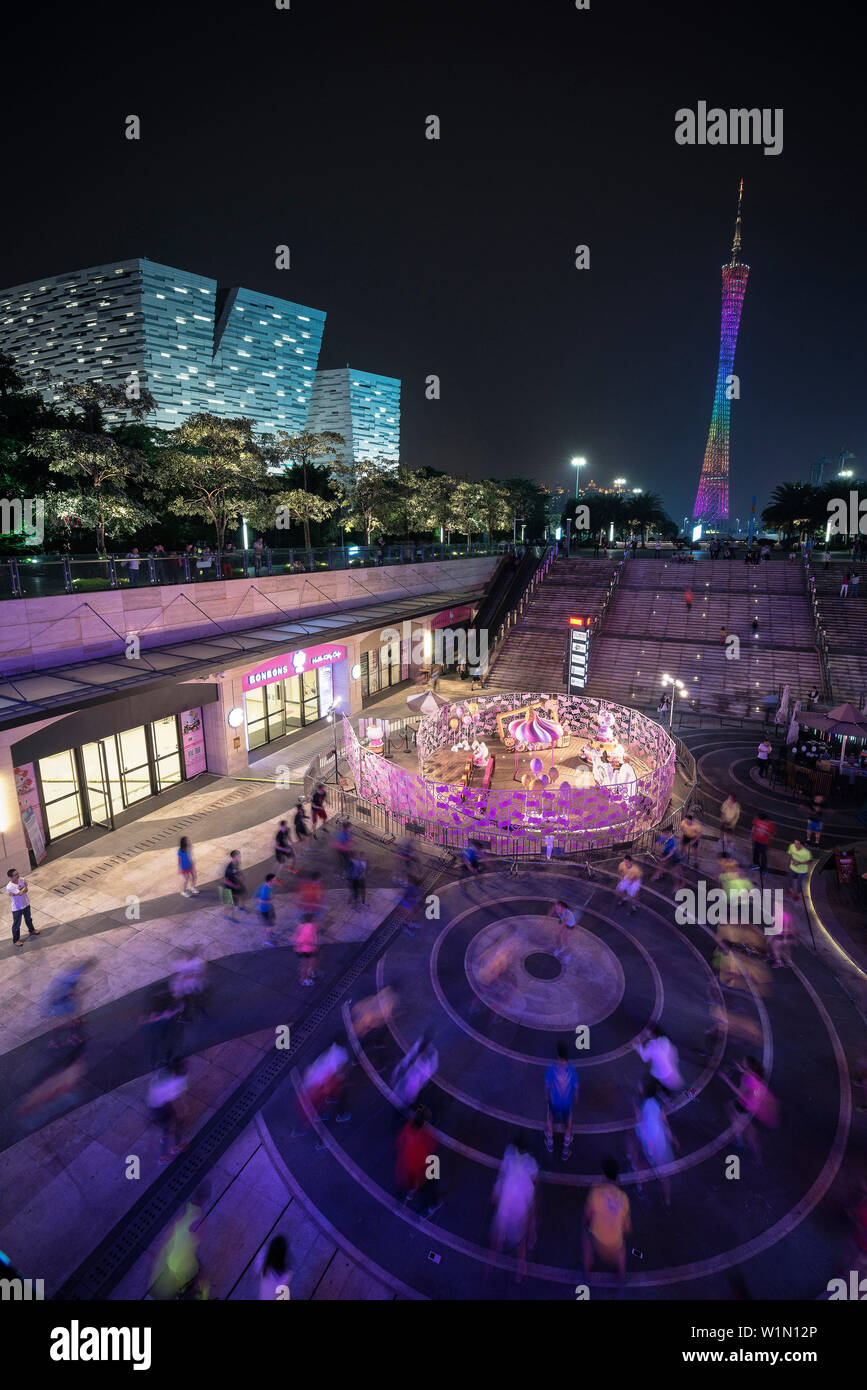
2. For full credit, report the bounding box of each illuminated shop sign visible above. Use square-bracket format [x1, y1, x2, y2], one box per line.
[242, 643, 347, 691]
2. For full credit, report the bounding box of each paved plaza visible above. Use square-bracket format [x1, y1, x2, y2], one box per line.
[1, 705, 865, 1300]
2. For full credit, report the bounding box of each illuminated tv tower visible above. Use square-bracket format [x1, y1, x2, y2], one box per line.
[692, 181, 749, 528]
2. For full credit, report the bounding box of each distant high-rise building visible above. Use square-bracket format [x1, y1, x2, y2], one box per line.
[809, 457, 828, 487]
[0, 259, 326, 433]
[307, 367, 400, 462]
[692, 182, 750, 528]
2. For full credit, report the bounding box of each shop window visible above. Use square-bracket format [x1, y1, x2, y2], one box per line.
[118, 725, 151, 805]
[38, 749, 83, 839]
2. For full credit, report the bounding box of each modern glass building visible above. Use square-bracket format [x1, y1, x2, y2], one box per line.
[0, 258, 327, 434]
[307, 367, 401, 461]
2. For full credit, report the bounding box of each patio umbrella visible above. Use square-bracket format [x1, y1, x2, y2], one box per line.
[774, 684, 790, 726]
[406, 689, 450, 716]
[786, 700, 801, 745]
[799, 701, 867, 767]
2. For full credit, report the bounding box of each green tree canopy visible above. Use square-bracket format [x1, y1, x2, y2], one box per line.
[158, 414, 269, 549]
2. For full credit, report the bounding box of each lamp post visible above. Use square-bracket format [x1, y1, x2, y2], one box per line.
[328, 696, 342, 783]
[661, 674, 686, 731]
[571, 456, 586, 500]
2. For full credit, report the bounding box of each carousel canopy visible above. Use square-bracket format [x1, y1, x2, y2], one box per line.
[509, 713, 564, 745]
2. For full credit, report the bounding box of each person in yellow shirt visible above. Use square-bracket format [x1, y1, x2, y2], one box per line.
[615, 856, 643, 914]
[787, 839, 812, 900]
[582, 1156, 631, 1282]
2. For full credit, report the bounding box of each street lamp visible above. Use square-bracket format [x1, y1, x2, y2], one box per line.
[327, 696, 342, 782]
[661, 674, 686, 730]
[571, 456, 586, 499]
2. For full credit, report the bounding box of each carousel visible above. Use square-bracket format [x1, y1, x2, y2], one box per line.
[342, 692, 677, 850]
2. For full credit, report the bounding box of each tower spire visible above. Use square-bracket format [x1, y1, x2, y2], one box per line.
[730, 177, 744, 265]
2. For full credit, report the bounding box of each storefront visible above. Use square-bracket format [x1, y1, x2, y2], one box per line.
[13, 705, 208, 856]
[242, 643, 347, 750]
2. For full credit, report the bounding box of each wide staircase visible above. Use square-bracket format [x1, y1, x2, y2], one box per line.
[484, 557, 620, 692]
[582, 555, 823, 718]
[811, 561, 867, 705]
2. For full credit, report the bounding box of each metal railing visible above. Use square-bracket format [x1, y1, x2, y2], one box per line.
[803, 554, 834, 701]
[0, 540, 518, 601]
[482, 545, 557, 685]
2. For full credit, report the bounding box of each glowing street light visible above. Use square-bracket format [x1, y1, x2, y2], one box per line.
[661, 673, 686, 730]
[571, 456, 586, 499]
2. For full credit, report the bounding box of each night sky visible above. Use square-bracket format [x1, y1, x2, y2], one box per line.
[2, 0, 864, 525]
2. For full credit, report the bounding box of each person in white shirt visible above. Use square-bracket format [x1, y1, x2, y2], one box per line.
[634, 1024, 683, 1095]
[148, 1059, 189, 1162]
[756, 739, 772, 779]
[6, 868, 39, 946]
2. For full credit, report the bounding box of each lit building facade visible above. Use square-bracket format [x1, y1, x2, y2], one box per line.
[307, 367, 401, 462]
[0, 259, 327, 434]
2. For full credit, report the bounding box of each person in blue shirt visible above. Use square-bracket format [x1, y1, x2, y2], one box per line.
[544, 1041, 578, 1161]
[256, 873, 278, 945]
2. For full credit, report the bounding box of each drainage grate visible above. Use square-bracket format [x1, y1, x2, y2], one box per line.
[53, 853, 447, 1300]
[50, 786, 258, 897]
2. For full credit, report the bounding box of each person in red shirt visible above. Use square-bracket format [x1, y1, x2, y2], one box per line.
[684, 588, 693, 612]
[750, 815, 775, 875]
[395, 1107, 441, 1216]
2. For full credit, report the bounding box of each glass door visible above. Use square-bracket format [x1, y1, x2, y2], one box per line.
[81, 741, 114, 829]
[301, 670, 319, 725]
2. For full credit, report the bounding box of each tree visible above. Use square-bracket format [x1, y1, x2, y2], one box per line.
[415, 470, 453, 539]
[248, 488, 336, 546]
[264, 429, 346, 548]
[503, 477, 548, 537]
[329, 456, 395, 544]
[29, 379, 159, 551]
[450, 478, 485, 547]
[476, 479, 512, 538]
[386, 464, 426, 539]
[761, 482, 822, 541]
[159, 414, 269, 549]
[624, 490, 670, 544]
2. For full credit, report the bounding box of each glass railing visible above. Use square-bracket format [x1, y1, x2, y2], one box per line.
[0, 541, 523, 599]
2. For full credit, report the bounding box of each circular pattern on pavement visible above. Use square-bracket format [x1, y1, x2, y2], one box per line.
[263, 862, 858, 1299]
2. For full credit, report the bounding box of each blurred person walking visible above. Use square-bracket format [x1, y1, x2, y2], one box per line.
[634, 1023, 684, 1096]
[257, 1236, 292, 1300]
[347, 852, 367, 910]
[148, 1058, 189, 1163]
[311, 782, 329, 837]
[293, 917, 319, 986]
[581, 1156, 631, 1283]
[395, 1106, 441, 1216]
[721, 1056, 779, 1163]
[256, 872, 279, 945]
[177, 836, 199, 896]
[628, 1078, 679, 1208]
[490, 1137, 538, 1283]
[274, 819, 296, 880]
[221, 850, 248, 918]
[544, 1041, 578, 1160]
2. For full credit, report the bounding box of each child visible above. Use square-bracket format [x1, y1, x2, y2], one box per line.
[256, 873, 278, 945]
[178, 837, 199, 897]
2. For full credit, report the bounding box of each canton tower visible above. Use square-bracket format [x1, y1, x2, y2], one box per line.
[692, 180, 749, 528]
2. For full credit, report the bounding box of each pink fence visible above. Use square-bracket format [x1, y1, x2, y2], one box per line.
[342, 693, 676, 848]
